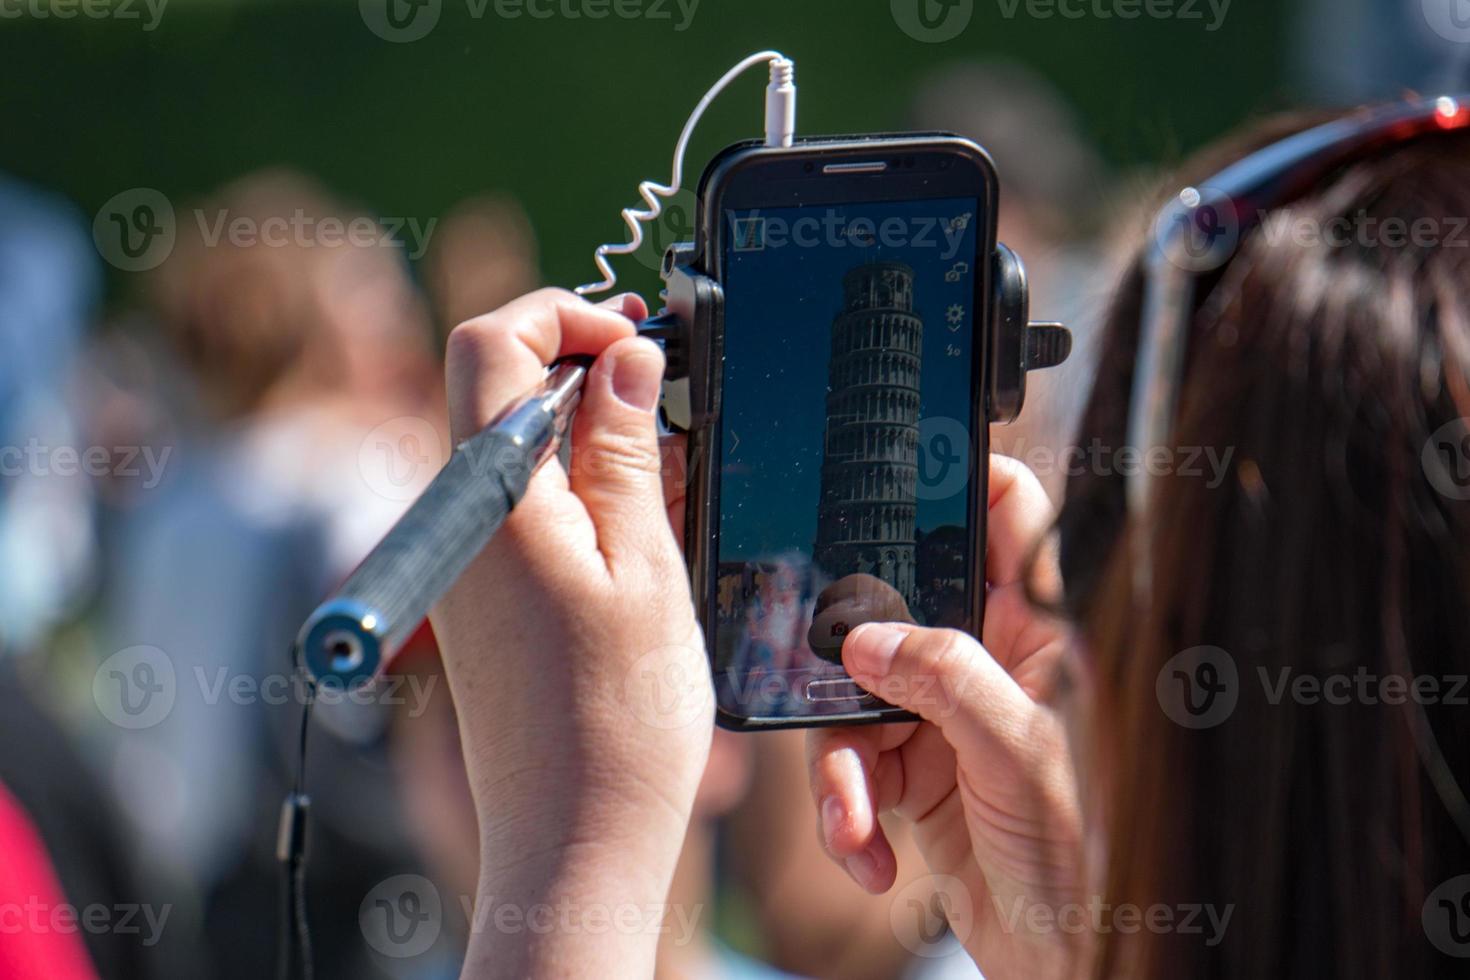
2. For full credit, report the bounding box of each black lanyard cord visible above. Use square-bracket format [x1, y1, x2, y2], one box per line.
[277, 675, 315, 980]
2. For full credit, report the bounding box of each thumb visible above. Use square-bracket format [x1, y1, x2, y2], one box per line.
[841, 623, 1038, 759]
[568, 335, 677, 570]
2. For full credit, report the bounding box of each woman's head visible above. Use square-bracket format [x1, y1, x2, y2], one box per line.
[1057, 111, 1470, 977]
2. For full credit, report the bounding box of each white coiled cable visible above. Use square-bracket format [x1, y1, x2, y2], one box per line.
[574, 50, 796, 296]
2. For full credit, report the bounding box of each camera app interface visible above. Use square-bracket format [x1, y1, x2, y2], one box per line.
[715, 196, 979, 719]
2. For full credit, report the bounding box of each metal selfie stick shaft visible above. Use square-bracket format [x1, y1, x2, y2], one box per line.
[295, 356, 592, 687]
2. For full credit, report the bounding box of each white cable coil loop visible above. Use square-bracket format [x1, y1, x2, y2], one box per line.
[575, 50, 794, 296]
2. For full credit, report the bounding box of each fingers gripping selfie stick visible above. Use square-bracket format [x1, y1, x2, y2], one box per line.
[293, 51, 798, 688]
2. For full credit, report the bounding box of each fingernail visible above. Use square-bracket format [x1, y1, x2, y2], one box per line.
[609, 341, 663, 412]
[596, 292, 635, 312]
[821, 796, 845, 849]
[845, 850, 876, 890]
[845, 623, 905, 676]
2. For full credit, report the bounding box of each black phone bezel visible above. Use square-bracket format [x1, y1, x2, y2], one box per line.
[686, 133, 1000, 731]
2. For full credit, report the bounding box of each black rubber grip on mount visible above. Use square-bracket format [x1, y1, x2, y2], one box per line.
[1025, 322, 1072, 371]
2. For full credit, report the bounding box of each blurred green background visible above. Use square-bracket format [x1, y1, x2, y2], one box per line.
[0, 0, 1292, 303]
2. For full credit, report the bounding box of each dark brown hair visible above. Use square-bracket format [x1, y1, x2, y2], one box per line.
[1058, 116, 1470, 978]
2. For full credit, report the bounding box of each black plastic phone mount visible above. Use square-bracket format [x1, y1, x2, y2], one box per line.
[987, 242, 1071, 424]
[633, 241, 724, 432]
[636, 239, 1070, 431]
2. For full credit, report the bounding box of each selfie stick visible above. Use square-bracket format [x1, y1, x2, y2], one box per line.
[295, 358, 590, 687]
[294, 51, 796, 688]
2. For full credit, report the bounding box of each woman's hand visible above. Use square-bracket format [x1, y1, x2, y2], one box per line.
[429, 289, 712, 980]
[806, 455, 1089, 980]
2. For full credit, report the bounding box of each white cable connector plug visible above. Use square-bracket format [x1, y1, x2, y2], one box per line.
[764, 57, 796, 148]
[575, 50, 797, 296]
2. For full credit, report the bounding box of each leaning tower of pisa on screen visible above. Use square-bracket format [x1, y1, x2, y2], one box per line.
[813, 261, 923, 606]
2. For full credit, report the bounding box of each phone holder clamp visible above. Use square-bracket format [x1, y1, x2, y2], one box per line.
[640, 240, 1070, 432]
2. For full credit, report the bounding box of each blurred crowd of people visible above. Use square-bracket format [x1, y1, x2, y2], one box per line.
[0, 60, 1112, 980]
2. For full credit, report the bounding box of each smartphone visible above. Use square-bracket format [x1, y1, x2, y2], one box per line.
[682, 135, 999, 730]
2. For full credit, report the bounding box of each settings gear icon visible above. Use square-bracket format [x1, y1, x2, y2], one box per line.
[945, 304, 965, 328]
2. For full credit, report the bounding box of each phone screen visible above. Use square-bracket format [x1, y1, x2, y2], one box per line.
[713, 195, 980, 721]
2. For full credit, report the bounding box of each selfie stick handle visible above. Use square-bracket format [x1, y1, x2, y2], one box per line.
[295, 357, 591, 687]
